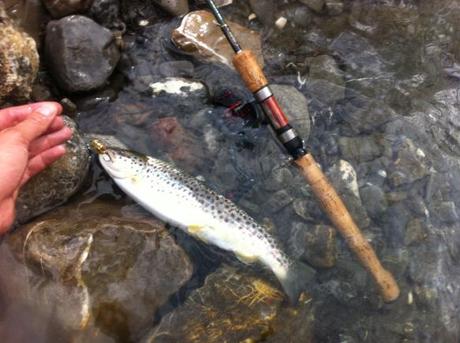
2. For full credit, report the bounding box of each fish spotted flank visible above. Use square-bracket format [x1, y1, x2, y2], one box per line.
[91, 139, 315, 303]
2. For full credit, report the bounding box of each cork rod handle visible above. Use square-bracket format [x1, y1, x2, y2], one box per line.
[232, 50, 268, 92]
[296, 154, 400, 302]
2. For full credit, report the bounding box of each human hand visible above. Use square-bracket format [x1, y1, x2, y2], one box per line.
[0, 102, 73, 234]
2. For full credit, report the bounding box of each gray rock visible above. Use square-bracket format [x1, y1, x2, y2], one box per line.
[388, 137, 429, 187]
[0, 5, 39, 103]
[359, 183, 387, 219]
[329, 31, 387, 76]
[290, 222, 337, 268]
[1, 200, 193, 342]
[305, 79, 345, 107]
[249, 0, 276, 25]
[15, 117, 90, 224]
[431, 201, 459, 224]
[152, 0, 188, 16]
[142, 265, 315, 343]
[158, 60, 194, 78]
[405, 218, 428, 246]
[327, 160, 370, 228]
[42, 0, 94, 18]
[88, 0, 121, 28]
[307, 54, 344, 86]
[45, 15, 120, 93]
[263, 189, 294, 213]
[271, 84, 311, 141]
[338, 135, 383, 163]
[298, 0, 325, 13]
[338, 97, 395, 134]
[149, 77, 208, 99]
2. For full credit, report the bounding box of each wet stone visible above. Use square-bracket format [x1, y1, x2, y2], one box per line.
[42, 0, 93, 18]
[338, 135, 383, 163]
[0, 5, 39, 103]
[263, 189, 294, 213]
[45, 15, 120, 93]
[405, 218, 428, 246]
[307, 54, 344, 87]
[15, 117, 90, 224]
[388, 137, 430, 187]
[298, 0, 325, 13]
[359, 183, 388, 219]
[152, 0, 189, 16]
[431, 201, 459, 224]
[290, 222, 337, 268]
[158, 61, 194, 78]
[271, 84, 311, 141]
[249, 0, 277, 25]
[88, 0, 121, 28]
[172, 10, 264, 69]
[3, 0, 47, 45]
[325, 0, 344, 16]
[327, 160, 370, 228]
[1, 200, 193, 342]
[142, 266, 315, 343]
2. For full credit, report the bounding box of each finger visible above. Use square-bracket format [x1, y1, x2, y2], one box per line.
[21, 145, 66, 186]
[49, 116, 65, 132]
[0, 104, 34, 131]
[29, 126, 73, 158]
[12, 103, 61, 144]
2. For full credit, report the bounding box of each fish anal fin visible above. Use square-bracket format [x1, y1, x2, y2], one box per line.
[188, 224, 205, 234]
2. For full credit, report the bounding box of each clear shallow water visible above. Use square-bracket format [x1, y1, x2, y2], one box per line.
[2, 0, 460, 342]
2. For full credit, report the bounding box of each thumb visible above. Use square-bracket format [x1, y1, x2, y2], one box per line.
[13, 102, 62, 144]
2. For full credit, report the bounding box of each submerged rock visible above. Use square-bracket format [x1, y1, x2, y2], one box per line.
[298, 0, 325, 13]
[88, 0, 121, 28]
[172, 10, 264, 69]
[0, 5, 39, 103]
[152, 0, 188, 16]
[327, 160, 370, 228]
[0, 200, 193, 342]
[271, 84, 311, 141]
[143, 266, 315, 343]
[290, 223, 337, 268]
[15, 117, 90, 224]
[45, 15, 120, 93]
[249, 0, 277, 25]
[42, 0, 94, 18]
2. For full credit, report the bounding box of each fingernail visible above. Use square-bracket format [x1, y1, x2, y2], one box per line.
[36, 104, 57, 117]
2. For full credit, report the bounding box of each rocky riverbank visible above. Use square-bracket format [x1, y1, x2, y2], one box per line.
[1, 0, 460, 342]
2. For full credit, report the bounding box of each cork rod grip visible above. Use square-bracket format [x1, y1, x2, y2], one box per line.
[232, 50, 268, 93]
[296, 154, 400, 302]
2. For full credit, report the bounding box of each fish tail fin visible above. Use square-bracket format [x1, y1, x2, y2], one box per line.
[276, 260, 316, 305]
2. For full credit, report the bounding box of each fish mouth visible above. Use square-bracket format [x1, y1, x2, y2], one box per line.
[90, 139, 107, 154]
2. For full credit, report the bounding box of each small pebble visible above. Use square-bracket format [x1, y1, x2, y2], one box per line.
[275, 16, 287, 30]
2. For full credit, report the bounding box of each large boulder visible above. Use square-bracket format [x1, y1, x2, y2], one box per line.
[45, 15, 120, 93]
[15, 116, 90, 224]
[0, 200, 193, 342]
[0, 4, 39, 103]
[143, 265, 315, 343]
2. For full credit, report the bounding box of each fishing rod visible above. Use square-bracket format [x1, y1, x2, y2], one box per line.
[204, 0, 400, 302]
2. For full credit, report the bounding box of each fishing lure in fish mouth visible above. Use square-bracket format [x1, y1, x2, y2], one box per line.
[90, 139, 316, 304]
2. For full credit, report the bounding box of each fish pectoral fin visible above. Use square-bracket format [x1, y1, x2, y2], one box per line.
[187, 224, 211, 243]
[235, 252, 258, 264]
[188, 224, 206, 234]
